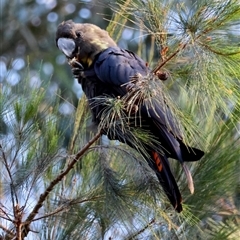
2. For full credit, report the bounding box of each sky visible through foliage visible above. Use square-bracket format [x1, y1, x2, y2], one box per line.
[0, 0, 240, 239]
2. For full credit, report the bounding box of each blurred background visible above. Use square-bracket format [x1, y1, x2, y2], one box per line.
[0, 0, 146, 107]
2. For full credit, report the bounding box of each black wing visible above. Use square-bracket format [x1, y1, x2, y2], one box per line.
[94, 47, 204, 162]
[91, 47, 205, 213]
[94, 47, 149, 87]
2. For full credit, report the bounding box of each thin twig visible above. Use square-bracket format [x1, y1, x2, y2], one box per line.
[31, 196, 102, 222]
[127, 218, 155, 240]
[21, 131, 101, 238]
[198, 41, 240, 56]
[0, 224, 15, 238]
[0, 144, 18, 216]
[0, 206, 13, 221]
[30, 205, 68, 222]
[152, 42, 188, 74]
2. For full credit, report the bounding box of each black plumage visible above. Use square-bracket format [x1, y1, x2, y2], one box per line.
[56, 20, 204, 212]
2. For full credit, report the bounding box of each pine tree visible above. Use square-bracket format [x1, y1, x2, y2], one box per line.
[0, 0, 239, 239]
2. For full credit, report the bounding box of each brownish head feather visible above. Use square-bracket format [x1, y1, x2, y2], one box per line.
[56, 20, 117, 67]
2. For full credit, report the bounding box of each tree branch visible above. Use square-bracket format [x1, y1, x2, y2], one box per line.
[0, 206, 13, 221]
[127, 218, 155, 240]
[31, 196, 103, 222]
[0, 224, 15, 238]
[151, 16, 231, 75]
[0, 144, 18, 210]
[152, 43, 188, 74]
[21, 131, 101, 238]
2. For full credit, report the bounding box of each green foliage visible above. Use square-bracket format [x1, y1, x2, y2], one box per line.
[0, 72, 74, 237]
[204, 217, 240, 240]
[0, 0, 239, 239]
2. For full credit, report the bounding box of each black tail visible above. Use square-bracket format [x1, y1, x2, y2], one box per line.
[148, 151, 183, 212]
[179, 140, 204, 162]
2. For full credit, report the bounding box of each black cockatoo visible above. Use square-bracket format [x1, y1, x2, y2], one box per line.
[56, 20, 204, 212]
